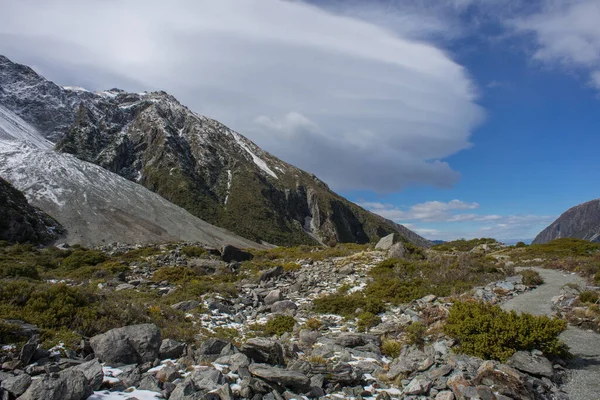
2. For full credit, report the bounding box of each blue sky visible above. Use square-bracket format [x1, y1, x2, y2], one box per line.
[1, 0, 599, 241]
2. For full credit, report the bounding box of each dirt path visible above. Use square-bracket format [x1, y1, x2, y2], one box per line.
[501, 267, 600, 400]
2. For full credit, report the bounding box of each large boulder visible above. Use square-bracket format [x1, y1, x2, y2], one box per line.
[259, 266, 283, 282]
[248, 364, 310, 393]
[241, 338, 285, 366]
[72, 359, 104, 391]
[507, 351, 554, 378]
[90, 323, 161, 364]
[375, 233, 397, 250]
[17, 369, 91, 400]
[221, 245, 253, 263]
[1, 374, 31, 397]
[195, 338, 230, 362]
[159, 338, 186, 360]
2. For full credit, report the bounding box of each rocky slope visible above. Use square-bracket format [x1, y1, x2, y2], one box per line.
[0, 176, 63, 244]
[533, 199, 600, 244]
[0, 55, 429, 248]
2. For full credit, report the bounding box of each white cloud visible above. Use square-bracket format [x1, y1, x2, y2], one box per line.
[511, 0, 600, 90]
[0, 0, 483, 192]
[359, 199, 479, 222]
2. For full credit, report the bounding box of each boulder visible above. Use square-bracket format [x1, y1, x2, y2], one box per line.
[195, 338, 230, 362]
[507, 351, 554, 378]
[159, 338, 186, 360]
[335, 333, 380, 348]
[90, 323, 161, 364]
[1, 374, 31, 397]
[375, 233, 397, 250]
[271, 300, 297, 314]
[17, 369, 91, 400]
[241, 338, 285, 366]
[404, 377, 432, 395]
[171, 300, 201, 312]
[19, 335, 39, 365]
[388, 242, 406, 259]
[259, 266, 283, 282]
[264, 290, 283, 305]
[73, 359, 104, 391]
[214, 353, 251, 372]
[248, 364, 310, 393]
[156, 365, 181, 383]
[221, 245, 253, 263]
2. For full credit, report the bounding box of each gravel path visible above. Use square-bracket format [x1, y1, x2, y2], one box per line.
[501, 267, 600, 400]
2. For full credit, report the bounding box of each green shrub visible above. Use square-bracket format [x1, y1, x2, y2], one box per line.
[304, 318, 323, 331]
[579, 291, 599, 304]
[0, 261, 39, 279]
[432, 238, 498, 252]
[521, 270, 544, 286]
[0, 320, 20, 344]
[381, 339, 402, 358]
[515, 241, 527, 248]
[152, 266, 198, 283]
[312, 292, 385, 317]
[61, 250, 106, 271]
[263, 315, 296, 336]
[406, 321, 426, 347]
[181, 246, 206, 258]
[444, 301, 568, 361]
[357, 312, 381, 332]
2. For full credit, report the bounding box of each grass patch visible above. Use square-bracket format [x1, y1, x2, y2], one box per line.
[381, 339, 402, 358]
[251, 315, 297, 337]
[579, 291, 599, 304]
[432, 238, 499, 252]
[444, 301, 568, 362]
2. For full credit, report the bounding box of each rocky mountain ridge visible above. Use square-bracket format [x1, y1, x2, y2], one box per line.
[0, 54, 429, 248]
[0, 176, 63, 244]
[533, 199, 600, 244]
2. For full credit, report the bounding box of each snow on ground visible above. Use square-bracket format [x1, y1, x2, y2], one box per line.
[0, 105, 52, 150]
[63, 86, 90, 92]
[88, 389, 162, 400]
[232, 132, 278, 179]
[224, 169, 232, 205]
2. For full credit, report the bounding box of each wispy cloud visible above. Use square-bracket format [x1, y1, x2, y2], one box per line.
[510, 0, 600, 91]
[360, 199, 480, 222]
[0, 0, 483, 193]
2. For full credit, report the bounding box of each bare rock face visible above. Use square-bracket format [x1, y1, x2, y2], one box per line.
[533, 199, 600, 244]
[0, 177, 63, 244]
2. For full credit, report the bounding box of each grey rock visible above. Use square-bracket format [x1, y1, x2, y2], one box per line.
[19, 335, 39, 365]
[170, 380, 203, 400]
[435, 391, 455, 400]
[404, 377, 431, 395]
[196, 338, 230, 361]
[115, 283, 135, 291]
[207, 300, 235, 315]
[241, 338, 285, 366]
[264, 290, 283, 305]
[214, 353, 250, 372]
[171, 300, 201, 312]
[248, 364, 310, 393]
[90, 323, 161, 364]
[72, 359, 103, 390]
[1, 374, 31, 397]
[138, 375, 162, 392]
[388, 242, 406, 259]
[375, 233, 397, 250]
[259, 266, 283, 282]
[299, 329, 319, 347]
[507, 351, 554, 378]
[159, 338, 186, 360]
[17, 369, 91, 400]
[156, 364, 181, 383]
[271, 300, 297, 314]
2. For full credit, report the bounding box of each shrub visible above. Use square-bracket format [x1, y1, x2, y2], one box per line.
[515, 242, 527, 248]
[152, 267, 198, 283]
[432, 238, 498, 252]
[381, 339, 402, 358]
[357, 312, 381, 332]
[263, 315, 296, 336]
[444, 301, 568, 361]
[312, 292, 385, 317]
[61, 250, 106, 271]
[304, 318, 323, 331]
[0, 320, 20, 344]
[579, 291, 599, 304]
[181, 246, 206, 258]
[406, 321, 426, 347]
[0, 261, 39, 280]
[521, 270, 544, 286]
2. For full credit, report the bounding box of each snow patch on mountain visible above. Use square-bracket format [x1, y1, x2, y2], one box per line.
[232, 132, 278, 179]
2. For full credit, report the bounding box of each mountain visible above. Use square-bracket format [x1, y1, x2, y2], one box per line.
[533, 199, 600, 244]
[0, 55, 430, 248]
[0, 175, 63, 244]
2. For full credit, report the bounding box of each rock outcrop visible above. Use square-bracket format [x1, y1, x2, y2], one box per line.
[533, 199, 600, 244]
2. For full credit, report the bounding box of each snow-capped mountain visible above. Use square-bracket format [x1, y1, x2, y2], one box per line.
[0, 55, 430, 247]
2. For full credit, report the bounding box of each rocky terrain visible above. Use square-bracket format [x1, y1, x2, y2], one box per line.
[0, 238, 579, 400]
[0, 176, 63, 244]
[0, 54, 429, 248]
[533, 199, 600, 244]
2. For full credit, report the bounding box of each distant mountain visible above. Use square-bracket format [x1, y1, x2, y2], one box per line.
[0, 176, 63, 244]
[0, 55, 430, 248]
[533, 199, 600, 244]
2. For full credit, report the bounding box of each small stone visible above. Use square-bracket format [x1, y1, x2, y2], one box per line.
[264, 290, 283, 305]
[435, 391, 455, 400]
[404, 377, 432, 395]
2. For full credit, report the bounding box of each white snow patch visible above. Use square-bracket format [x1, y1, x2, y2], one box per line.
[232, 132, 278, 179]
[102, 366, 124, 384]
[88, 389, 162, 400]
[224, 169, 232, 205]
[96, 91, 118, 99]
[63, 86, 90, 92]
